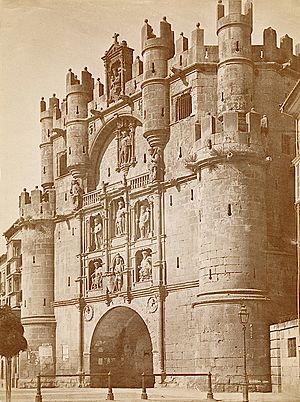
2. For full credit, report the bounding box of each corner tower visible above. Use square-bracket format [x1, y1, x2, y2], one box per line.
[217, 0, 253, 114]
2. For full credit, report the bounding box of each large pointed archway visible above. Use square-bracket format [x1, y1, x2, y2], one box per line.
[90, 306, 154, 388]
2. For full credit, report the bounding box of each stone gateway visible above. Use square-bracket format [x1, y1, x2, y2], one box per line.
[3, 0, 300, 392]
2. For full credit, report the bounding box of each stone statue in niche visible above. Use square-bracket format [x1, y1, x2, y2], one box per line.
[115, 199, 126, 236]
[94, 213, 104, 249]
[139, 204, 150, 239]
[261, 114, 268, 136]
[109, 254, 124, 293]
[109, 62, 122, 103]
[138, 250, 152, 281]
[90, 260, 103, 290]
[70, 179, 84, 210]
[148, 147, 164, 182]
[115, 118, 136, 172]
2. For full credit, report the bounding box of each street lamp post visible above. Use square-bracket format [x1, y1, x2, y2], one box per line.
[239, 305, 249, 402]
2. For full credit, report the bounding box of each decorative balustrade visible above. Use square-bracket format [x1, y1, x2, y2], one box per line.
[83, 173, 150, 207]
[129, 173, 150, 190]
[83, 189, 102, 207]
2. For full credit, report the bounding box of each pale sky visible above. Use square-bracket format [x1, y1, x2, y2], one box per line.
[0, 0, 299, 254]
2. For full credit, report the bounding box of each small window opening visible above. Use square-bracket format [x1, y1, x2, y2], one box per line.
[65, 193, 68, 201]
[151, 62, 155, 73]
[228, 204, 232, 216]
[176, 257, 180, 268]
[161, 107, 165, 117]
[43, 166, 46, 174]
[68, 147, 71, 155]
[83, 146, 86, 154]
[178, 147, 182, 158]
[207, 139, 212, 149]
[134, 80, 137, 89]
[199, 210, 202, 222]
[63, 118, 66, 126]
[236, 41, 240, 52]
[67, 276, 71, 287]
[24, 300, 26, 307]
[43, 298, 46, 306]
[247, 136, 251, 147]
[191, 189, 194, 200]
[108, 167, 111, 177]
[175, 92, 192, 121]
[72, 228, 75, 236]
[205, 47, 208, 59]
[76, 106, 79, 115]
[260, 49, 264, 59]
[144, 110, 146, 119]
[209, 269, 212, 280]
[169, 195, 173, 206]
[47, 129, 50, 137]
[58, 231, 61, 240]
[221, 92, 224, 102]
[288, 338, 297, 357]
[179, 55, 183, 66]
[143, 154, 147, 163]
[32, 256, 35, 264]
[40, 206, 43, 214]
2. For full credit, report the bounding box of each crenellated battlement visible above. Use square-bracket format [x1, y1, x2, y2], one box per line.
[191, 109, 267, 166]
[19, 187, 56, 221]
[141, 17, 174, 59]
[66, 67, 94, 96]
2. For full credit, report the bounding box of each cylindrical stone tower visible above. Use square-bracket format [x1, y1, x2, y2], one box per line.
[194, 108, 271, 390]
[141, 17, 174, 148]
[18, 188, 56, 385]
[217, 0, 254, 115]
[66, 67, 94, 180]
[40, 95, 57, 190]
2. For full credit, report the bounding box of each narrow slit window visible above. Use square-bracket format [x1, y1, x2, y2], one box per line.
[72, 228, 75, 236]
[228, 204, 232, 216]
[43, 166, 46, 174]
[65, 193, 68, 201]
[76, 106, 79, 114]
[205, 47, 208, 59]
[67, 276, 71, 287]
[179, 55, 183, 66]
[58, 231, 61, 240]
[236, 41, 240, 52]
[32, 256, 35, 264]
[108, 167, 111, 177]
[178, 147, 182, 158]
[47, 129, 50, 137]
[260, 49, 264, 59]
[191, 189, 194, 200]
[209, 269, 212, 280]
[169, 195, 173, 206]
[221, 92, 224, 102]
[43, 298, 46, 306]
[176, 257, 180, 268]
[151, 62, 155, 73]
[40, 206, 43, 214]
[82, 146, 86, 154]
[247, 136, 251, 147]
[143, 154, 147, 163]
[68, 147, 71, 155]
[144, 110, 146, 119]
[161, 107, 165, 117]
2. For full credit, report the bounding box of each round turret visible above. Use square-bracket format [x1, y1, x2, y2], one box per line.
[141, 18, 174, 148]
[217, 0, 254, 115]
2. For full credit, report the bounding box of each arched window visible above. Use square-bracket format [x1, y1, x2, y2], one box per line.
[175, 92, 192, 121]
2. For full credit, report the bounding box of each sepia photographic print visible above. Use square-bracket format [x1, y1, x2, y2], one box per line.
[0, 0, 299, 401]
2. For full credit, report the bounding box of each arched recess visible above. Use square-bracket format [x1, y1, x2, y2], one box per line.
[88, 113, 143, 190]
[90, 306, 154, 388]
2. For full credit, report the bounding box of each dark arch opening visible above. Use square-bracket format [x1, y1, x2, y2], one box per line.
[90, 306, 154, 388]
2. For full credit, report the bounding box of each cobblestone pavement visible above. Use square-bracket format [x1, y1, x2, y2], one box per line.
[0, 387, 299, 402]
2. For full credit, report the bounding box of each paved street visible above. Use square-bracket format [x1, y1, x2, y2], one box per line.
[0, 387, 299, 402]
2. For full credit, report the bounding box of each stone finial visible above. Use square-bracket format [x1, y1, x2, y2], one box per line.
[196, 22, 200, 28]
[144, 19, 148, 24]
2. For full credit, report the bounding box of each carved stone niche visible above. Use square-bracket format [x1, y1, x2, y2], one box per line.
[102, 33, 134, 106]
[114, 117, 137, 173]
[132, 198, 153, 240]
[107, 253, 125, 294]
[88, 258, 104, 292]
[135, 249, 152, 283]
[111, 197, 126, 238]
[86, 210, 105, 252]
